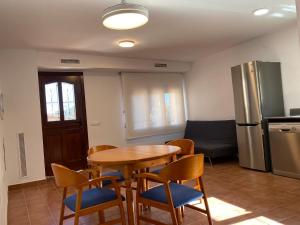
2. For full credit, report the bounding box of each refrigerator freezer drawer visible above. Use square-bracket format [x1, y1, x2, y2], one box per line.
[236, 125, 266, 171]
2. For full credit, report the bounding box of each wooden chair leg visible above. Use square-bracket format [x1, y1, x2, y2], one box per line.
[98, 210, 105, 224]
[170, 207, 179, 225]
[119, 202, 126, 225]
[145, 167, 150, 191]
[181, 206, 184, 218]
[74, 213, 80, 225]
[59, 205, 65, 225]
[176, 208, 182, 224]
[74, 189, 82, 225]
[200, 178, 213, 225]
[136, 202, 141, 225]
[203, 196, 213, 225]
[59, 188, 67, 225]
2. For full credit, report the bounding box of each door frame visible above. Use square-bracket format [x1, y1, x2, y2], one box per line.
[38, 71, 89, 176]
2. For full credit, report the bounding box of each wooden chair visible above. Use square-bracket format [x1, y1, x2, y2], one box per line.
[151, 139, 195, 174]
[87, 145, 118, 155]
[167, 139, 194, 157]
[51, 163, 126, 225]
[87, 145, 125, 186]
[136, 154, 213, 225]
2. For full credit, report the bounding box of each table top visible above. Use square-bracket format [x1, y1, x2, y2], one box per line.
[87, 145, 181, 165]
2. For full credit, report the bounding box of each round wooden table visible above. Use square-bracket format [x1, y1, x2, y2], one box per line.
[87, 145, 181, 225]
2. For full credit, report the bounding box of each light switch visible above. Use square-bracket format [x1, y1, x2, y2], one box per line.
[90, 121, 101, 126]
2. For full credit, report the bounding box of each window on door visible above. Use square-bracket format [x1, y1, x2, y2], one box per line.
[45, 82, 77, 122]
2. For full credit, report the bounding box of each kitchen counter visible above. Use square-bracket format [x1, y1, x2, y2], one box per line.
[266, 116, 300, 123]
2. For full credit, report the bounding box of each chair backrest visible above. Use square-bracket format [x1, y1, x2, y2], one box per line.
[159, 154, 204, 181]
[166, 139, 194, 155]
[51, 163, 88, 188]
[87, 145, 117, 156]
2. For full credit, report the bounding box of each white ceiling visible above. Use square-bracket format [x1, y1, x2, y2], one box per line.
[0, 0, 297, 62]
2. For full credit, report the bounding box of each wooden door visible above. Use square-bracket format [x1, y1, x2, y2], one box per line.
[39, 72, 88, 176]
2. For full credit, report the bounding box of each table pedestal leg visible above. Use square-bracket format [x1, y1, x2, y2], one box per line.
[124, 166, 135, 225]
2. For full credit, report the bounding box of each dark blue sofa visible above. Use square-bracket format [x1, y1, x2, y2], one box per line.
[184, 120, 238, 162]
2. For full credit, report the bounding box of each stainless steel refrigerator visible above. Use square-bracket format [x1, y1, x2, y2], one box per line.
[231, 61, 285, 171]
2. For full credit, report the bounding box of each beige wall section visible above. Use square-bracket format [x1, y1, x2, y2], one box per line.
[37, 51, 192, 72]
[0, 50, 187, 186]
[84, 72, 126, 147]
[0, 78, 7, 225]
[186, 24, 300, 120]
[0, 50, 45, 185]
[84, 71, 183, 148]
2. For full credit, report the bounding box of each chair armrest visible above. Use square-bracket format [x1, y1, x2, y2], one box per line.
[164, 140, 173, 144]
[77, 168, 99, 175]
[136, 173, 168, 184]
[178, 154, 194, 159]
[78, 176, 119, 188]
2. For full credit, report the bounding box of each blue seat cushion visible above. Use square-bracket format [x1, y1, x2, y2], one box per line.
[64, 187, 121, 212]
[102, 171, 124, 186]
[150, 168, 162, 174]
[141, 182, 203, 208]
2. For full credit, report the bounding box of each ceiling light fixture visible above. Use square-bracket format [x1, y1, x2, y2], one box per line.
[102, 0, 149, 30]
[118, 40, 135, 48]
[253, 8, 270, 16]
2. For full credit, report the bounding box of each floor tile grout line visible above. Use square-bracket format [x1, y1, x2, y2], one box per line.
[37, 183, 57, 225]
[21, 187, 32, 225]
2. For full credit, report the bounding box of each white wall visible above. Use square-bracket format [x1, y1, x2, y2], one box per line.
[0, 50, 186, 186]
[186, 24, 300, 120]
[0, 50, 45, 185]
[84, 72, 126, 147]
[84, 71, 183, 147]
[0, 81, 7, 225]
[37, 51, 192, 72]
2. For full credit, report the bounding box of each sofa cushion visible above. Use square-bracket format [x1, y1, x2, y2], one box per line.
[194, 141, 236, 157]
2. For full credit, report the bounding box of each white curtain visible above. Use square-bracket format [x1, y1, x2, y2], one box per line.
[121, 72, 186, 139]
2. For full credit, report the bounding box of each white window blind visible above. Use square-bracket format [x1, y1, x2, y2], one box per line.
[122, 72, 186, 139]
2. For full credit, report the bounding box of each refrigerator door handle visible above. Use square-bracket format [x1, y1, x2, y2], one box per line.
[237, 123, 259, 126]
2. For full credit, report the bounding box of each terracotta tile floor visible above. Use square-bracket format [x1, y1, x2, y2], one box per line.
[8, 161, 300, 225]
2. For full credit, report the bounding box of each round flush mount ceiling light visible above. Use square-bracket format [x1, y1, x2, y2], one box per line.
[253, 8, 270, 16]
[118, 40, 135, 48]
[102, 0, 149, 30]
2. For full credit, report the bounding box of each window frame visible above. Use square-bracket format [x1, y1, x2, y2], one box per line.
[39, 75, 81, 127]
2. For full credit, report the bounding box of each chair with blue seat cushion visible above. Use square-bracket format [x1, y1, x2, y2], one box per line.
[141, 182, 203, 208]
[102, 171, 125, 186]
[51, 163, 126, 225]
[136, 154, 212, 225]
[150, 139, 195, 175]
[87, 145, 125, 187]
[64, 187, 121, 211]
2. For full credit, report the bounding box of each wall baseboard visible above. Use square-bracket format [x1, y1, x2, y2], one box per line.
[8, 178, 50, 190]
